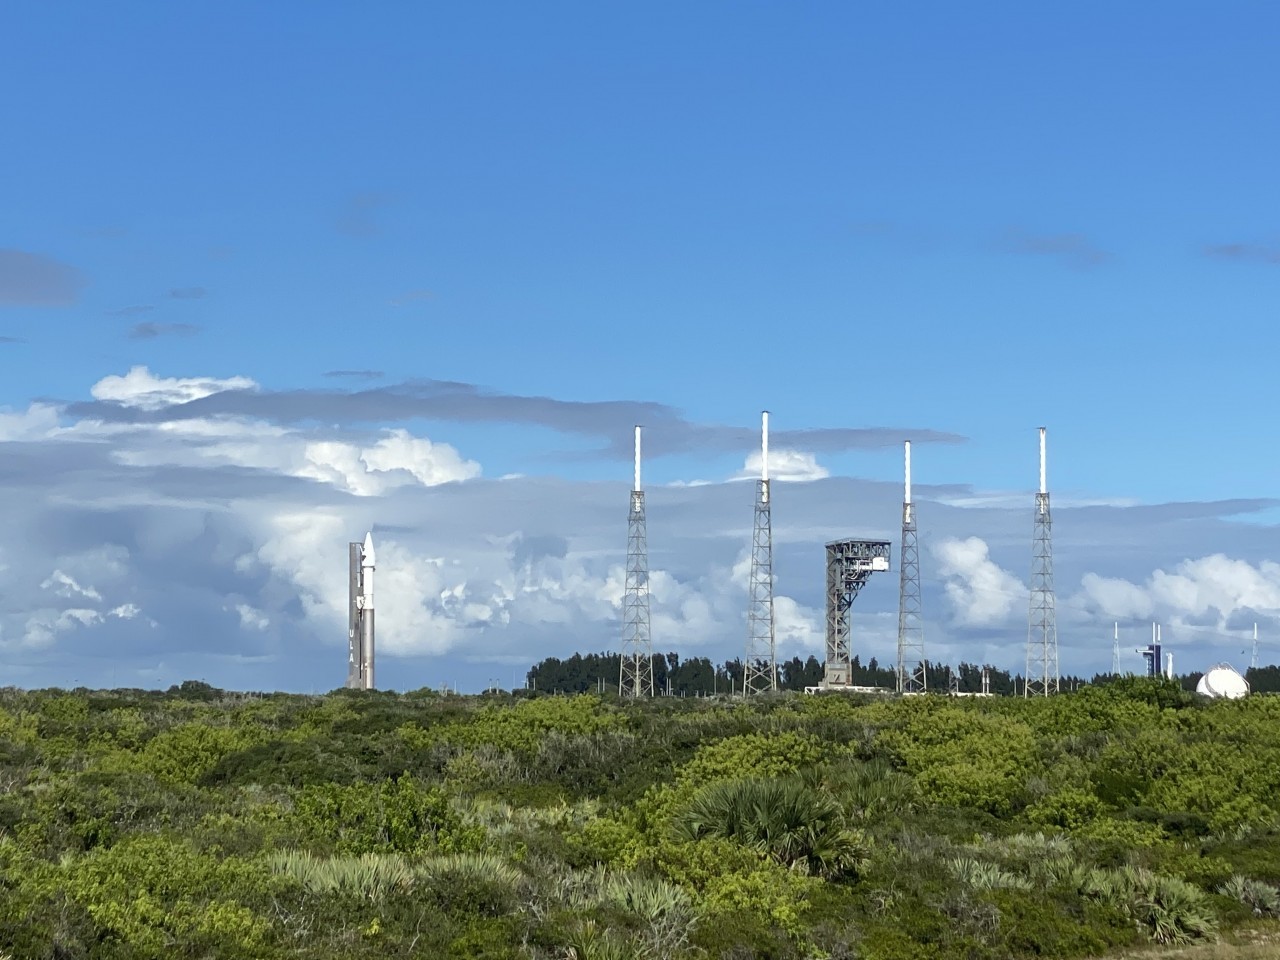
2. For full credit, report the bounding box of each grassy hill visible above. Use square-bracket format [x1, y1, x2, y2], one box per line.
[1, 677, 1278, 958]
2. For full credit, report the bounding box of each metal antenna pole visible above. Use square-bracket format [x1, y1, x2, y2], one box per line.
[744, 411, 777, 694]
[1025, 427, 1059, 696]
[897, 441, 926, 693]
[1111, 622, 1120, 675]
[620, 425, 654, 697]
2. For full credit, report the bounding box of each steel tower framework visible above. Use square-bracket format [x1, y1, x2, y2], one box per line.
[744, 412, 777, 694]
[825, 539, 892, 686]
[897, 441, 926, 693]
[620, 426, 654, 697]
[1025, 427, 1059, 696]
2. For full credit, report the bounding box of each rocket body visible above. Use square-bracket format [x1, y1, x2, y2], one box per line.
[347, 532, 378, 690]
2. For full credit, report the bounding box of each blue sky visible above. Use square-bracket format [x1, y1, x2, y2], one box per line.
[2, 3, 1279, 691]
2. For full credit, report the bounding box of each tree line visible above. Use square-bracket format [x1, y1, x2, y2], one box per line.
[527, 651, 1090, 695]
[526, 650, 1280, 696]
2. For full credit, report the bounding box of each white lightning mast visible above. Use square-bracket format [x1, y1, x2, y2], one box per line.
[744, 411, 777, 694]
[896, 441, 926, 693]
[1025, 427, 1059, 696]
[620, 425, 654, 697]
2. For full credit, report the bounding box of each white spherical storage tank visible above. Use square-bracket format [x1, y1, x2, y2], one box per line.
[1195, 663, 1250, 699]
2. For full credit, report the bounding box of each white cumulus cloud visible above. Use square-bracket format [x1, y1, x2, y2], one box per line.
[300, 430, 480, 496]
[60, 368, 485, 497]
[41, 570, 103, 602]
[934, 536, 1025, 627]
[90, 366, 257, 410]
[234, 604, 269, 631]
[1078, 573, 1155, 620]
[738, 448, 829, 482]
[0, 403, 60, 441]
[1077, 554, 1280, 629]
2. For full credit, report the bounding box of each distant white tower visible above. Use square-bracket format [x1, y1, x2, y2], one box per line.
[1025, 427, 1059, 696]
[743, 411, 777, 695]
[1112, 622, 1120, 675]
[620, 426, 654, 697]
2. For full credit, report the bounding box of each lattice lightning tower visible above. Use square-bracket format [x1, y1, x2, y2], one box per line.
[1025, 427, 1060, 696]
[620, 426, 654, 697]
[743, 411, 777, 695]
[897, 441, 926, 693]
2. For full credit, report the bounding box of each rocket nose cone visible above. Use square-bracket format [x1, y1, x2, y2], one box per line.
[362, 532, 376, 566]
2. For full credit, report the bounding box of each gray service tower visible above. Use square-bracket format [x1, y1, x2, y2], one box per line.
[347, 532, 377, 690]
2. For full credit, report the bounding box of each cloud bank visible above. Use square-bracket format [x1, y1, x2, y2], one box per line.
[0, 366, 1275, 692]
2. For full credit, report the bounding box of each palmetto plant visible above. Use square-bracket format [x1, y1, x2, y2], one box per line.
[268, 849, 522, 906]
[1135, 872, 1218, 944]
[417, 851, 520, 889]
[599, 873, 691, 922]
[669, 777, 868, 879]
[801, 759, 915, 823]
[267, 850, 416, 900]
[598, 873, 696, 958]
[1076, 864, 1218, 944]
[946, 856, 1033, 891]
[1026, 852, 1091, 891]
[563, 920, 636, 960]
[981, 831, 1073, 865]
[1220, 874, 1280, 916]
[526, 864, 695, 958]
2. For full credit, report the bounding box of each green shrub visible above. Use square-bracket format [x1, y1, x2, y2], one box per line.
[419, 852, 522, 916]
[60, 834, 275, 954]
[426, 696, 626, 754]
[137, 721, 255, 784]
[880, 706, 1039, 816]
[1026, 786, 1104, 831]
[669, 777, 868, 879]
[989, 888, 1137, 956]
[649, 835, 821, 935]
[202, 738, 361, 787]
[295, 774, 484, 855]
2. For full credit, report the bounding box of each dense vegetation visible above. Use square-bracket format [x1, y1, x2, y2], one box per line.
[2, 678, 1280, 958]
